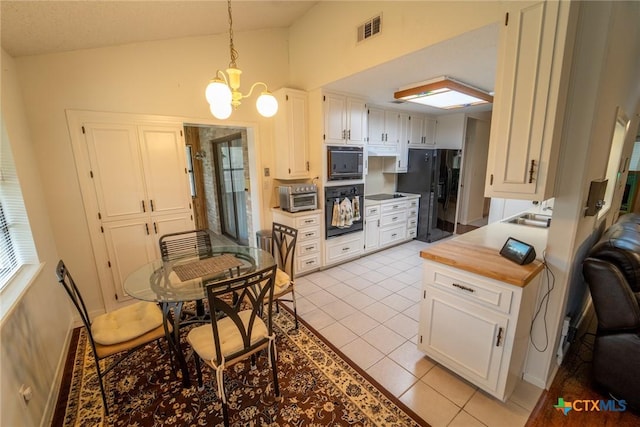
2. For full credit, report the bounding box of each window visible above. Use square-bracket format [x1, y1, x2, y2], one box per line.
[599, 107, 630, 219]
[0, 120, 37, 292]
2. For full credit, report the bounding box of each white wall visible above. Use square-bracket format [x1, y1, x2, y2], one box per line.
[1, 49, 68, 427]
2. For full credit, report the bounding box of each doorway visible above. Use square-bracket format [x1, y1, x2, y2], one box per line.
[212, 133, 248, 245]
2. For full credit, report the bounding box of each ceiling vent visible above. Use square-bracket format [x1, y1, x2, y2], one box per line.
[357, 15, 382, 42]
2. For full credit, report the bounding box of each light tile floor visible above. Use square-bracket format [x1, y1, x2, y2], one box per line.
[286, 239, 543, 427]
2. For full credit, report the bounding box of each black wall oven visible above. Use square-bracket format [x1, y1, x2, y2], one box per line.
[325, 184, 364, 238]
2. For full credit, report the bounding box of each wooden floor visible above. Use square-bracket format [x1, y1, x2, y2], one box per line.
[525, 312, 640, 426]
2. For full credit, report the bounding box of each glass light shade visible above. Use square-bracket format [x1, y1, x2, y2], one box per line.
[401, 90, 488, 109]
[210, 102, 232, 120]
[256, 92, 278, 117]
[205, 79, 232, 105]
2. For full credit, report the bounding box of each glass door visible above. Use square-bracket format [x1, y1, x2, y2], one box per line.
[212, 134, 248, 245]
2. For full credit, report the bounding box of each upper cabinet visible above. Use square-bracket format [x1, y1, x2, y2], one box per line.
[368, 107, 399, 146]
[323, 92, 367, 145]
[384, 113, 410, 173]
[434, 113, 466, 149]
[274, 88, 310, 179]
[409, 114, 437, 148]
[485, 1, 573, 200]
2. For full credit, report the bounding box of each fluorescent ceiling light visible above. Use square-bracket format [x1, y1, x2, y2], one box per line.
[394, 76, 493, 110]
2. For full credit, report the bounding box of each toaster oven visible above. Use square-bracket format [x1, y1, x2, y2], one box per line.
[279, 184, 318, 212]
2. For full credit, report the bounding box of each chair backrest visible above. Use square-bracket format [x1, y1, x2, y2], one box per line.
[271, 222, 298, 278]
[56, 260, 101, 353]
[206, 265, 277, 365]
[159, 229, 213, 262]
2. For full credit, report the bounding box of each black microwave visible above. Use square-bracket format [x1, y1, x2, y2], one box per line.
[327, 146, 364, 181]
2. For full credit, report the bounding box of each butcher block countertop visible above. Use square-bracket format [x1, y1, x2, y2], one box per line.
[420, 240, 544, 287]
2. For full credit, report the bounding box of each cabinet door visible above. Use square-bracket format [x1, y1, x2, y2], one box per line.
[276, 89, 310, 178]
[324, 93, 347, 144]
[424, 118, 437, 145]
[485, 1, 565, 199]
[103, 219, 156, 301]
[365, 217, 379, 252]
[346, 97, 368, 144]
[420, 285, 507, 393]
[384, 110, 400, 146]
[139, 125, 192, 216]
[151, 212, 195, 255]
[367, 107, 386, 145]
[409, 114, 425, 147]
[85, 123, 147, 222]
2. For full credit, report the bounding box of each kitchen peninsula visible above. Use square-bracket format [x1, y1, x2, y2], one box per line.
[418, 208, 549, 401]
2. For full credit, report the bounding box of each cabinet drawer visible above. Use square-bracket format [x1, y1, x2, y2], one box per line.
[408, 198, 419, 209]
[365, 205, 381, 218]
[425, 264, 514, 314]
[298, 227, 320, 242]
[297, 253, 321, 274]
[407, 208, 418, 219]
[381, 211, 407, 227]
[407, 217, 418, 229]
[380, 225, 406, 246]
[294, 214, 321, 229]
[407, 228, 417, 239]
[326, 234, 363, 263]
[297, 240, 319, 257]
[381, 201, 408, 213]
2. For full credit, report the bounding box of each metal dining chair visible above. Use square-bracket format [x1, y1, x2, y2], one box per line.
[159, 229, 214, 319]
[55, 260, 169, 415]
[271, 222, 300, 330]
[187, 265, 280, 427]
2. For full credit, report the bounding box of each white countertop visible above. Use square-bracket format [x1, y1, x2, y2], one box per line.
[364, 192, 420, 206]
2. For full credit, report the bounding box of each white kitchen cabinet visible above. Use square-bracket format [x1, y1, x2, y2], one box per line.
[383, 113, 409, 173]
[434, 113, 466, 149]
[409, 114, 437, 148]
[364, 205, 381, 252]
[485, 1, 572, 200]
[272, 209, 322, 275]
[82, 119, 194, 302]
[418, 260, 541, 401]
[364, 196, 419, 253]
[274, 88, 310, 179]
[323, 92, 367, 145]
[325, 231, 364, 266]
[368, 107, 399, 147]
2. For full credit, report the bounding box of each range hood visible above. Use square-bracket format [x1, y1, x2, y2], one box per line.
[366, 146, 399, 157]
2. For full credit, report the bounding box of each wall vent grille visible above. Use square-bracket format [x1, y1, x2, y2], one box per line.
[357, 15, 382, 42]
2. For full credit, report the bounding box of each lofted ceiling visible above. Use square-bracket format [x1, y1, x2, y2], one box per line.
[1, 1, 498, 116]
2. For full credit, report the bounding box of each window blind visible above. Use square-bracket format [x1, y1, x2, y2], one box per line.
[0, 121, 38, 290]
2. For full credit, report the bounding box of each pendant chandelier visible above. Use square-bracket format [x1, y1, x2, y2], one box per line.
[205, 0, 278, 120]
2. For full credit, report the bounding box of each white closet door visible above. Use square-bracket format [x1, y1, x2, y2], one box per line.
[103, 218, 156, 301]
[139, 125, 192, 216]
[85, 124, 147, 221]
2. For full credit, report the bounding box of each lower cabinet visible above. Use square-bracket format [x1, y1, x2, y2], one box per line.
[418, 260, 541, 401]
[364, 196, 419, 253]
[272, 209, 322, 275]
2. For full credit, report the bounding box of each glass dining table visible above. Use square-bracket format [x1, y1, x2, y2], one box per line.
[124, 245, 275, 387]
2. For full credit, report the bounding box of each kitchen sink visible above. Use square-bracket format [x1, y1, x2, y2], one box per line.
[504, 213, 552, 228]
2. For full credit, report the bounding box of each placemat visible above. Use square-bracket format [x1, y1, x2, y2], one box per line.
[172, 254, 243, 281]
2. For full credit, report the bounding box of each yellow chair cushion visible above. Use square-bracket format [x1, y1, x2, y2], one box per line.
[187, 310, 268, 362]
[91, 301, 164, 345]
[274, 268, 291, 293]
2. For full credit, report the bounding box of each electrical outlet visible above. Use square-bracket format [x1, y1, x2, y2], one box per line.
[264, 167, 270, 177]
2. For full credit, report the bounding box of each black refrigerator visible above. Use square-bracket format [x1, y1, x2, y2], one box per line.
[397, 149, 461, 242]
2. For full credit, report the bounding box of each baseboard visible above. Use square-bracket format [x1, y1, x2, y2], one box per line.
[40, 322, 75, 427]
[523, 373, 548, 389]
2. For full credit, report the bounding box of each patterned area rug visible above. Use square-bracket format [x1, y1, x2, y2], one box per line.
[54, 307, 429, 426]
